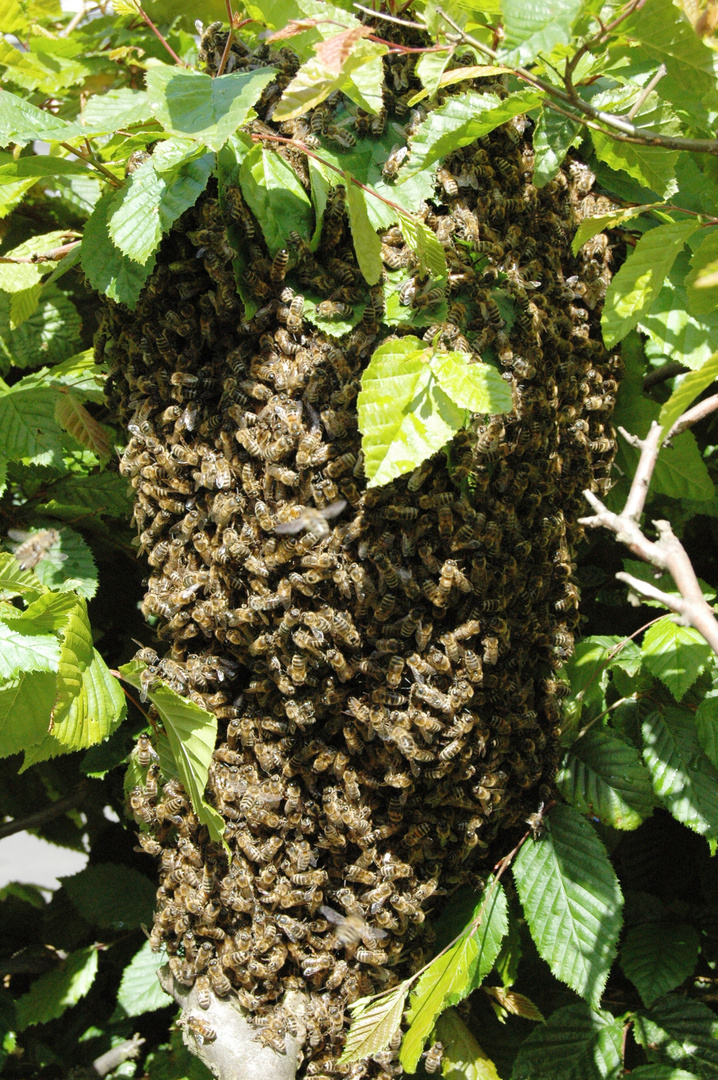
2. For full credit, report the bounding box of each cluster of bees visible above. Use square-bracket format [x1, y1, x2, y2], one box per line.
[99, 20, 622, 1079]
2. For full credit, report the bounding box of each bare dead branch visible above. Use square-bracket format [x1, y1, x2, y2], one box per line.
[579, 413, 718, 654]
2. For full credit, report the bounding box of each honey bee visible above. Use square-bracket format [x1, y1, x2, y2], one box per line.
[8, 528, 66, 571]
[320, 905, 388, 948]
[316, 299, 353, 319]
[437, 166, 459, 196]
[195, 974, 211, 1010]
[425, 1042, 444, 1073]
[182, 1014, 216, 1045]
[274, 501, 347, 540]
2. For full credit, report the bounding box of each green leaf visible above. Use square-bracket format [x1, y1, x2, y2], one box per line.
[117, 941, 171, 1017]
[4, 288, 81, 361]
[621, 559, 715, 611]
[572, 204, 661, 257]
[640, 250, 718, 372]
[556, 729, 656, 830]
[15, 946, 98, 1030]
[621, 923, 700, 1007]
[512, 805, 623, 1008]
[642, 707, 718, 837]
[345, 179, 382, 285]
[511, 1003, 623, 1080]
[621, 0, 718, 114]
[0, 618, 59, 678]
[357, 336, 466, 487]
[399, 213, 448, 282]
[54, 393, 110, 462]
[340, 982, 409, 1065]
[401, 882, 507, 1072]
[82, 87, 153, 130]
[146, 64, 277, 151]
[416, 50, 451, 98]
[436, 1008, 502, 1080]
[273, 57, 339, 121]
[404, 90, 542, 176]
[685, 230, 718, 316]
[0, 156, 89, 187]
[696, 691, 718, 769]
[0, 670, 56, 758]
[633, 996, 718, 1076]
[239, 144, 312, 254]
[658, 353, 718, 437]
[627, 1069, 700, 1080]
[0, 229, 70, 294]
[641, 618, 711, 702]
[49, 598, 125, 749]
[37, 471, 133, 521]
[602, 221, 699, 348]
[81, 191, 156, 309]
[61, 863, 155, 930]
[532, 108, 581, 188]
[32, 527, 98, 601]
[501, 0, 583, 63]
[0, 551, 44, 600]
[120, 661, 223, 845]
[0, 88, 83, 145]
[430, 351, 513, 414]
[342, 39, 388, 115]
[591, 126, 678, 200]
[108, 146, 214, 266]
[0, 383, 65, 466]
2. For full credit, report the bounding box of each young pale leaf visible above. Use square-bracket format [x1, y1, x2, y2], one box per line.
[0, 229, 71, 295]
[571, 204, 662, 257]
[685, 230, 718, 316]
[61, 863, 155, 930]
[54, 392, 110, 461]
[239, 144, 313, 253]
[532, 108, 581, 188]
[511, 1003, 623, 1080]
[108, 149, 214, 266]
[117, 941, 171, 1017]
[357, 336, 465, 487]
[657, 353, 718, 436]
[345, 180, 383, 286]
[81, 88, 152, 131]
[0, 670, 56, 758]
[81, 191, 155, 309]
[399, 214, 447, 282]
[273, 57, 339, 121]
[621, 923, 700, 1007]
[416, 50, 451, 98]
[429, 351, 513, 414]
[0, 89, 83, 145]
[641, 618, 711, 701]
[340, 982, 409, 1065]
[146, 65, 277, 151]
[512, 805, 623, 1008]
[0, 156, 89, 186]
[696, 691, 718, 769]
[436, 1008, 502, 1080]
[404, 90, 542, 176]
[602, 221, 699, 348]
[484, 986, 544, 1023]
[0, 551, 44, 601]
[633, 996, 718, 1076]
[51, 603, 125, 750]
[642, 707, 718, 837]
[120, 661, 224, 845]
[339, 39, 387, 116]
[15, 946, 98, 1031]
[556, 729, 656, 830]
[401, 882, 507, 1072]
[501, 0, 583, 64]
[627, 1069, 700, 1080]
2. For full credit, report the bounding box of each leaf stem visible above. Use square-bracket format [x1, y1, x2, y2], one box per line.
[134, 2, 186, 66]
[59, 142, 123, 188]
[216, 2, 236, 78]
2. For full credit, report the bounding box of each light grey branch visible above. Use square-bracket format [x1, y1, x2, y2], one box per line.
[158, 966, 306, 1080]
[579, 414, 718, 655]
[92, 1035, 145, 1076]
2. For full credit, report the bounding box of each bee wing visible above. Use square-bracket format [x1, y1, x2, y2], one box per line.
[319, 904, 344, 926]
[366, 925, 388, 941]
[319, 499, 347, 520]
[7, 529, 32, 543]
[274, 517, 306, 535]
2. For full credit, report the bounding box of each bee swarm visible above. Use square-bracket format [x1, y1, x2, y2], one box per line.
[100, 23, 622, 1079]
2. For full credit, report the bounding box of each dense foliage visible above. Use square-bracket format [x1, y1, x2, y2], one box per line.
[1, 0, 718, 1078]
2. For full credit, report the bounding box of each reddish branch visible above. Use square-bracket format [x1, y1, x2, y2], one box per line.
[579, 398, 718, 655]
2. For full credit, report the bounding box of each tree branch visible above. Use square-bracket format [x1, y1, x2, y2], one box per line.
[579, 411, 718, 654]
[0, 780, 90, 840]
[157, 968, 306, 1080]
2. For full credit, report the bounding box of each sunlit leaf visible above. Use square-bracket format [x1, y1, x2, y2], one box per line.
[0, 670, 56, 758]
[345, 179, 382, 285]
[54, 392, 111, 461]
[81, 191, 156, 309]
[239, 144, 313, 253]
[641, 617, 711, 702]
[657, 352, 718, 436]
[633, 996, 718, 1076]
[501, 0, 584, 64]
[532, 108, 581, 188]
[512, 806, 623, 1008]
[436, 1008, 502, 1080]
[340, 982, 409, 1065]
[117, 941, 171, 1017]
[511, 1004, 623, 1080]
[556, 729, 656, 830]
[642, 707, 718, 837]
[15, 947, 98, 1030]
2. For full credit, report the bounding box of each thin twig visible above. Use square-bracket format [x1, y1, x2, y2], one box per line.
[435, 7, 718, 156]
[627, 63, 667, 120]
[643, 361, 688, 389]
[217, 0, 236, 77]
[0, 781, 90, 840]
[59, 142, 123, 187]
[580, 409, 718, 654]
[134, 3, 185, 66]
[0, 241, 80, 265]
